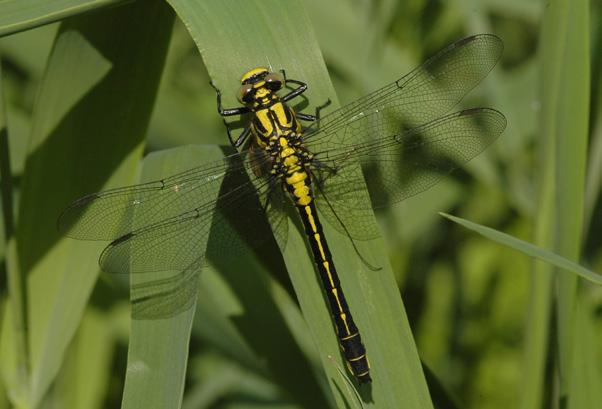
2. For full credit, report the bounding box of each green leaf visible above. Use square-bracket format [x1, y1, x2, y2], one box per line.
[42, 309, 116, 409]
[120, 146, 215, 409]
[0, 1, 174, 407]
[195, 229, 331, 406]
[182, 352, 294, 409]
[0, 0, 127, 37]
[538, 0, 593, 408]
[166, 1, 433, 407]
[1, 56, 29, 408]
[440, 213, 602, 284]
[126, 141, 330, 408]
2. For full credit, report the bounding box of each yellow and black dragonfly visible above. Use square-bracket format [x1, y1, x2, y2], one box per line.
[59, 34, 506, 384]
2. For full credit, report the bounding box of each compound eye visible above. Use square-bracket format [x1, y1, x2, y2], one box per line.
[237, 84, 255, 104]
[264, 72, 284, 91]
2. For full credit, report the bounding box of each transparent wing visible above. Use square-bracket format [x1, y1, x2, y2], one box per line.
[60, 150, 283, 319]
[59, 149, 284, 275]
[59, 150, 266, 240]
[130, 260, 201, 319]
[312, 108, 507, 239]
[304, 34, 503, 151]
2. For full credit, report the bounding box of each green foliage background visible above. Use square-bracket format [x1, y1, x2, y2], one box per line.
[0, 0, 600, 408]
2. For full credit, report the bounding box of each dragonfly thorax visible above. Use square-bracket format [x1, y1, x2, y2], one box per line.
[251, 102, 302, 148]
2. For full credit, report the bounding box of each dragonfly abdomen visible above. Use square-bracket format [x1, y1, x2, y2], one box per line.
[296, 199, 371, 383]
[276, 121, 371, 383]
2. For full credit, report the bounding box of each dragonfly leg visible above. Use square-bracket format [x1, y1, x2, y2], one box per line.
[279, 69, 331, 122]
[314, 98, 331, 121]
[232, 126, 252, 148]
[280, 69, 309, 103]
[296, 111, 315, 121]
[281, 79, 309, 102]
[210, 81, 252, 147]
[209, 80, 250, 116]
[297, 98, 332, 123]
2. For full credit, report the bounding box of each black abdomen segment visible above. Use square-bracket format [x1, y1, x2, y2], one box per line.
[297, 201, 371, 383]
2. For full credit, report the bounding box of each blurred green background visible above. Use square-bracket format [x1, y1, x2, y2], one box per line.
[0, 0, 600, 408]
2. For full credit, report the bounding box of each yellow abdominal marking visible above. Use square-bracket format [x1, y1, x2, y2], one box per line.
[304, 205, 319, 232]
[337, 308, 351, 334]
[285, 171, 311, 206]
[341, 332, 359, 341]
[322, 261, 334, 287]
[315, 235, 327, 260]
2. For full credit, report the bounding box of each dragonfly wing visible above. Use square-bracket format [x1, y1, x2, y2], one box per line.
[263, 184, 289, 251]
[312, 108, 507, 240]
[99, 208, 210, 274]
[130, 259, 201, 319]
[98, 175, 277, 318]
[58, 150, 267, 241]
[304, 34, 503, 151]
[247, 147, 289, 250]
[313, 164, 381, 240]
[97, 175, 275, 274]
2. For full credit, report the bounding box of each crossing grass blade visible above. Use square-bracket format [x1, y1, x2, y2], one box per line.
[440, 214, 602, 284]
[166, 0, 434, 407]
[0, 1, 174, 407]
[0, 0, 128, 37]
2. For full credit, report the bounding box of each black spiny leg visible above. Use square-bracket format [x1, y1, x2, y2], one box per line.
[233, 126, 252, 148]
[313, 98, 331, 121]
[297, 98, 332, 122]
[210, 80, 251, 147]
[280, 69, 309, 103]
[279, 69, 332, 123]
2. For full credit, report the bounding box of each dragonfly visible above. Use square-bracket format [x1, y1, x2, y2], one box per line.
[59, 34, 506, 384]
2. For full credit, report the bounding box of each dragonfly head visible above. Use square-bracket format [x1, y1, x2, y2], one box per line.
[238, 67, 284, 107]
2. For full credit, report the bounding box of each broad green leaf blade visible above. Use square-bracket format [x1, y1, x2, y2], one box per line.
[134, 143, 330, 408]
[123, 312, 194, 409]
[0, 0, 128, 37]
[539, 0, 592, 408]
[121, 146, 214, 409]
[166, 1, 433, 407]
[440, 214, 602, 284]
[0, 1, 174, 407]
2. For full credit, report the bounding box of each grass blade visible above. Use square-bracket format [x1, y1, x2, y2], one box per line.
[121, 146, 211, 409]
[440, 214, 602, 284]
[43, 309, 116, 409]
[166, 1, 434, 407]
[538, 0, 592, 407]
[0, 0, 129, 37]
[0, 1, 174, 406]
